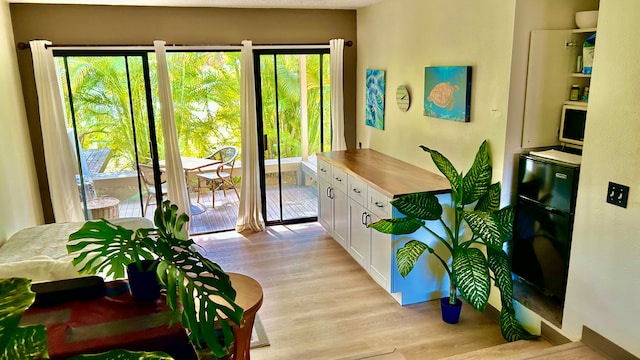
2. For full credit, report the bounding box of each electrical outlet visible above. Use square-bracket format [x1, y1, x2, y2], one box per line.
[606, 182, 629, 208]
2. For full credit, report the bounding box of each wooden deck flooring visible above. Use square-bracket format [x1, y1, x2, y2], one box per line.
[118, 184, 318, 234]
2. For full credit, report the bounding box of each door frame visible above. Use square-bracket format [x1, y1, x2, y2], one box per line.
[253, 48, 329, 225]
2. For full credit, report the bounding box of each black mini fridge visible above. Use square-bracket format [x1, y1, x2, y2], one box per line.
[512, 153, 580, 300]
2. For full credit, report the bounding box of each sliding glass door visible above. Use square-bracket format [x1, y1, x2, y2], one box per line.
[56, 52, 161, 220]
[56, 50, 243, 233]
[254, 49, 331, 224]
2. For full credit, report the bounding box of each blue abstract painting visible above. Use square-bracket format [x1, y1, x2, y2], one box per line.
[424, 66, 472, 122]
[365, 68, 386, 130]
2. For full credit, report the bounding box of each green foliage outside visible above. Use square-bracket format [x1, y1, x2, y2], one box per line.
[56, 51, 331, 174]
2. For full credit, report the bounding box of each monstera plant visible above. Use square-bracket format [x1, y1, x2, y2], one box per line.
[369, 140, 535, 341]
[68, 201, 243, 358]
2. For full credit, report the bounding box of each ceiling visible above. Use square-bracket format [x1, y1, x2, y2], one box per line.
[8, 0, 384, 9]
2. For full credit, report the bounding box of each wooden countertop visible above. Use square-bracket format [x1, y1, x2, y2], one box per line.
[317, 149, 451, 198]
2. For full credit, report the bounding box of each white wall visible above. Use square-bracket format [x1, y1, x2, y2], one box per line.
[0, 0, 43, 242]
[563, 0, 640, 356]
[356, 0, 516, 185]
[357, 0, 517, 316]
[358, 0, 640, 356]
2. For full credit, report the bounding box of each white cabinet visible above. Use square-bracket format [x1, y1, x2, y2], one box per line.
[522, 29, 595, 148]
[348, 174, 392, 291]
[317, 158, 347, 249]
[317, 149, 451, 305]
[349, 198, 369, 268]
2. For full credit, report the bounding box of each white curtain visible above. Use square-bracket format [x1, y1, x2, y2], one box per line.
[330, 38, 347, 151]
[29, 40, 84, 222]
[236, 40, 265, 232]
[153, 40, 191, 219]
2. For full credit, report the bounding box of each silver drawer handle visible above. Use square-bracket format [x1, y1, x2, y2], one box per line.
[374, 202, 384, 208]
[352, 188, 361, 194]
[335, 177, 342, 182]
[320, 168, 327, 173]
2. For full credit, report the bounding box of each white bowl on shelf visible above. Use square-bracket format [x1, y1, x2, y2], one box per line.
[575, 10, 598, 29]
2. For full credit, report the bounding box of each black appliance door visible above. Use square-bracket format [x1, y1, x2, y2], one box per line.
[518, 155, 579, 213]
[512, 201, 573, 300]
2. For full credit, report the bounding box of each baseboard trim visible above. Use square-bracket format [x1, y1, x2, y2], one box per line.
[484, 303, 500, 323]
[540, 321, 571, 345]
[581, 326, 639, 360]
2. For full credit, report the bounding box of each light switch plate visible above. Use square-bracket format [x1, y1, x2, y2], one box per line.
[606, 182, 629, 208]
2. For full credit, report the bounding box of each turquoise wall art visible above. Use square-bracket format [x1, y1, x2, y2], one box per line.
[423, 66, 472, 122]
[365, 68, 386, 130]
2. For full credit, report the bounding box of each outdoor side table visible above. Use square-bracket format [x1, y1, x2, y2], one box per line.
[86, 196, 120, 219]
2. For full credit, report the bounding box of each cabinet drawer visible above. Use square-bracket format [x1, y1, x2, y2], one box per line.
[368, 187, 391, 219]
[317, 158, 331, 181]
[347, 175, 367, 205]
[332, 167, 348, 193]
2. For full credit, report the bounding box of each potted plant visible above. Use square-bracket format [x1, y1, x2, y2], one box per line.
[369, 140, 535, 341]
[67, 201, 243, 358]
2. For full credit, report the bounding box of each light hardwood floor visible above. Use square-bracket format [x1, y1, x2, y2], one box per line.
[194, 222, 523, 360]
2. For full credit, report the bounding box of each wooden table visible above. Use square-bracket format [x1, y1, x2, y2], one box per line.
[160, 156, 220, 174]
[226, 273, 264, 360]
[22, 280, 197, 359]
[159, 157, 220, 214]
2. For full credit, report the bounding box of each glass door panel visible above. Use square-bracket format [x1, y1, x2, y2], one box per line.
[256, 51, 330, 224]
[57, 54, 156, 220]
[160, 51, 242, 233]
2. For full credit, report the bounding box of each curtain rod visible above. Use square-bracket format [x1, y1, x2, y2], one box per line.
[16, 40, 353, 50]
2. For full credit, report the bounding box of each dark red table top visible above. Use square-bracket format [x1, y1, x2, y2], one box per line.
[23, 280, 196, 359]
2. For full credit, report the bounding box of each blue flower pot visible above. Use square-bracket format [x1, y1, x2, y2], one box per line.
[440, 297, 462, 324]
[127, 260, 160, 301]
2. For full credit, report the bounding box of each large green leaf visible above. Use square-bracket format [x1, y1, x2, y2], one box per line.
[493, 206, 515, 245]
[488, 248, 537, 341]
[0, 278, 48, 359]
[395, 240, 430, 278]
[368, 217, 424, 235]
[3, 326, 48, 359]
[452, 247, 490, 311]
[462, 211, 503, 250]
[68, 220, 156, 279]
[475, 182, 501, 212]
[390, 192, 442, 220]
[69, 349, 174, 359]
[461, 140, 492, 205]
[499, 307, 538, 342]
[420, 145, 461, 203]
[487, 248, 514, 312]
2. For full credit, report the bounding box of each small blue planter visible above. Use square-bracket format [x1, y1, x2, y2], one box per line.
[127, 259, 160, 301]
[440, 297, 462, 324]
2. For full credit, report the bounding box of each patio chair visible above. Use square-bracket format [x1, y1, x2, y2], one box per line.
[138, 164, 168, 216]
[196, 146, 240, 207]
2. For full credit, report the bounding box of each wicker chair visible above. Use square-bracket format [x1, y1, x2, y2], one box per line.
[196, 146, 240, 207]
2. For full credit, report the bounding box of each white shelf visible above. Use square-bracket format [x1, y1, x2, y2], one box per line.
[572, 27, 596, 33]
[571, 73, 591, 78]
[564, 100, 588, 106]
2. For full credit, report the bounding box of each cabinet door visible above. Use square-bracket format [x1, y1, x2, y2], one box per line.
[333, 188, 349, 250]
[368, 212, 391, 291]
[318, 177, 333, 233]
[522, 30, 575, 148]
[348, 199, 369, 268]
